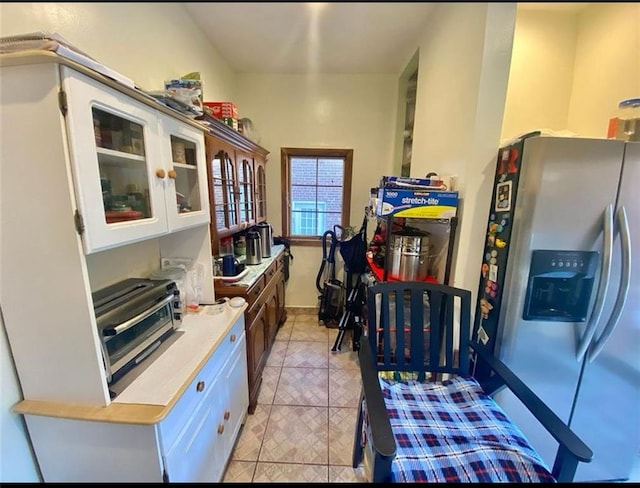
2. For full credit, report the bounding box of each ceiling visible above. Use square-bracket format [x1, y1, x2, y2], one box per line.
[183, 2, 435, 74]
[183, 3, 590, 75]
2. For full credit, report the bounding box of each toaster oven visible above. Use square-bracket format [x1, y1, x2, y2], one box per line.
[92, 277, 182, 386]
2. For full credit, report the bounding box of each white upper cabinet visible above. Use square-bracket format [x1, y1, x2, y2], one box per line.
[61, 67, 208, 254]
[160, 113, 210, 233]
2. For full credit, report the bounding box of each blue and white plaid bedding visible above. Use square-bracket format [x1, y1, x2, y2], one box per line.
[362, 375, 556, 483]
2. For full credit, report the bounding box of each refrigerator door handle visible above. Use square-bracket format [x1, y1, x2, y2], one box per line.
[576, 204, 614, 362]
[587, 206, 631, 363]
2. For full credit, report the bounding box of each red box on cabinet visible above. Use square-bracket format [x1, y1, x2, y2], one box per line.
[204, 101, 238, 120]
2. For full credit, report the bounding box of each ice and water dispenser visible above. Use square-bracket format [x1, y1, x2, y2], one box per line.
[523, 250, 599, 322]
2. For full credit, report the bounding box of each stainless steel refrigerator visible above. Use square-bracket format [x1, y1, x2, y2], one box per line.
[472, 134, 639, 482]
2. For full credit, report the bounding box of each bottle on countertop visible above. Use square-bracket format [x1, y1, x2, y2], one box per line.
[608, 97, 640, 142]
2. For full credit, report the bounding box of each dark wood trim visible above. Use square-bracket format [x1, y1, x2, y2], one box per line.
[280, 147, 354, 239]
[200, 114, 269, 156]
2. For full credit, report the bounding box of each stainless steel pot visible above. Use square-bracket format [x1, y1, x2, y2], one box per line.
[389, 231, 430, 281]
[246, 231, 263, 265]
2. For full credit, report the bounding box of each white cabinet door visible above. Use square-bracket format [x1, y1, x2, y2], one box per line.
[221, 332, 249, 457]
[61, 67, 168, 253]
[159, 113, 210, 232]
[163, 365, 226, 483]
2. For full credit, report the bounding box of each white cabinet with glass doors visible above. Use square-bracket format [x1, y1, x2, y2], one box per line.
[61, 66, 209, 254]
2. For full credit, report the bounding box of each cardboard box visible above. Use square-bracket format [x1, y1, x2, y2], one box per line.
[376, 188, 458, 218]
[204, 101, 238, 120]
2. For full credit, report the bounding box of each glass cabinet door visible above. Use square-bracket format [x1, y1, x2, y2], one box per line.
[237, 153, 255, 226]
[61, 67, 167, 254]
[209, 146, 239, 234]
[255, 157, 267, 223]
[160, 113, 210, 232]
[93, 107, 151, 225]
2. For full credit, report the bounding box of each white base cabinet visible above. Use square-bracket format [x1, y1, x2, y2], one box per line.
[22, 315, 248, 483]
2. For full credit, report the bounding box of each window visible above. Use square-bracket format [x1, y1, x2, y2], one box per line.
[281, 148, 353, 245]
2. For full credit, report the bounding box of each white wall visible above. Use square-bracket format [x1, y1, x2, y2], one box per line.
[0, 3, 234, 482]
[409, 3, 517, 302]
[501, 8, 578, 140]
[501, 3, 639, 141]
[568, 3, 640, 137]
[234, 73, 398, 307]
[0, 2, 236, 99]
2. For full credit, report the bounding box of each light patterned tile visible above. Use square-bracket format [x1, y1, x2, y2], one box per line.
[275, 319, 293, 342]
[257, 366, 281, 405]
[329, 368, 361, 408]
[285, 307, 319, 316]
[274, 367, 328, 406]
[222, 460, 256, 482]
[328, 407, 359, 466]
[329, 347, 360, 370]
[290, 321, 330, 342]
[253, 462, 328, 482]
[259, 405, 328, 464]
[329, 465, 369, 482]
[283, 341, 328, 368]
[294, 313, 321, 325]
[265, 340, 288, 367]
[231, 404, 271, 461]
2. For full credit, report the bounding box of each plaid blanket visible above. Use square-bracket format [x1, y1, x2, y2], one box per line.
[362, 375, 556, 483]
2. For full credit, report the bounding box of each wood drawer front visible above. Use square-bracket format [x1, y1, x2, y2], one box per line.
[265, 261, 278, 283]
[159, 316, 245, 452]
[277, 254, 284, 270]
[246, 278, 266, 306]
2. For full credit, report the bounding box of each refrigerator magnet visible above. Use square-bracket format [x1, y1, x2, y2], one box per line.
[489, 264, 498, 282]
[495, 181, 513, 212]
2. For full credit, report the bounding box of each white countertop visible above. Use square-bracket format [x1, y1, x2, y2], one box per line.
[112, 302, 246, 406]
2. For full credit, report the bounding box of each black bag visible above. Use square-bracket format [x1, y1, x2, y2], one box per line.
[274, 236, 293, 281]
[339, 216, 368, 274]
[318, 278, 344, 327]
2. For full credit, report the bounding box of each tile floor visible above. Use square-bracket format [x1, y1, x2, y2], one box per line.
[222, 311, 368, 482]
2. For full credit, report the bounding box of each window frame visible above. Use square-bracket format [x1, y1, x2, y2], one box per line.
[281, 147, 353, 247]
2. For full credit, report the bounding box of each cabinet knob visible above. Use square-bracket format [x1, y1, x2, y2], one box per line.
[168, 169, 177, 179]
[224, 410, 230, 421]
[217, 423, 225, 435]
[230, 334, 236, 342]
[196, 380, 205, 392]
[156, 168, 166, 179]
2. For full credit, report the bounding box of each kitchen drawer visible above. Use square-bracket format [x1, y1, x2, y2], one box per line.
[264, 260, 278, 283]
[158, 315, 245, 452]
[246, 277, 266, 307]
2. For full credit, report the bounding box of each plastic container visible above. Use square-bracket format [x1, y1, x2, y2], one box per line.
[150, 266, 187, 314]
[608, 97, 640, 142]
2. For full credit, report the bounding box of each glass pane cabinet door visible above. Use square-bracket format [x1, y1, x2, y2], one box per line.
[255, 159, 267, 223]
[160, 113, 210, 232]
[211, 149, 239, 233]
[237, 154, 255, 225]
[93, 108, 151, 224]
[61, 67, 167, 254]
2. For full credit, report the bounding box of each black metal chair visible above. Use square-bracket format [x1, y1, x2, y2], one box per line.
[352, 280, 593, 482]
